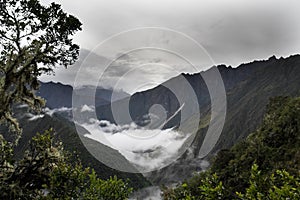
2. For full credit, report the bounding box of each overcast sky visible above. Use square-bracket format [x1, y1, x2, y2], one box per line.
[40, 0, 300, 94]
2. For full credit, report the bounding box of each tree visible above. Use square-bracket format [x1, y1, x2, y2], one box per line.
[0, 0, 82, 134]
[0, 1, 134, 199]
[0, 129, 133, 199]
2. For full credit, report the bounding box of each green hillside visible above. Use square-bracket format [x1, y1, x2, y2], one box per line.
[143, 55, 300, 185]
[163, 96, 300, 199]
[5, 109, 150, 190]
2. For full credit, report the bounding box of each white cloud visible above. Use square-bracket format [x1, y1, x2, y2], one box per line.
[80, 119, 191, 171]
[81, 105, 95, 112]
[17, 104, 29, 108]
[44, 107, 73, 116]
[27, 113, 45, 121]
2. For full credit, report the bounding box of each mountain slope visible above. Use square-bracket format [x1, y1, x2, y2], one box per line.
[163, 96, 300, 199]
[35, 55, 300, 186]
[216, 55, 300, 151]
[211, 96, 300, 196]
[8, 107, 150, 189]
[96, 55, 300, 184]
[97, 55, 300, 154]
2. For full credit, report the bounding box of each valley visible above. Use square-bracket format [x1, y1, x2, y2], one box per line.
[20, 54, 300, 198]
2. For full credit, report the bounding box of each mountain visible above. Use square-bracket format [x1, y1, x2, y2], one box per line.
[33, 54, 300, 186]
[215, 55, 300, 151]
[210, 96, 300, 197]
[0, 81, 147, 189]
[3, 105, 150, 190]
[96, 55, 300, 184]
[98, 55, 300, 149]
[37, 82, 73, 108]
[37, 81, 129, 109]
[163, 96, 300, 199]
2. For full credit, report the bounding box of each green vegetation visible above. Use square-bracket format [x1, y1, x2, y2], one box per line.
[13, 113, 150, 189]
[236, 164, 299, 200]
[0, 0, 81, 135]
[162, 96, 300, 199]
[0, 129, 133, 199]
[0, 1, 137, 199]
[214, 55, 300, 154]
[1, 1, 300, 199]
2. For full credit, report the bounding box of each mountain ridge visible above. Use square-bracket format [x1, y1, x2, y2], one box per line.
[35, 54, 300, 186]
[94, 54, 300, 184]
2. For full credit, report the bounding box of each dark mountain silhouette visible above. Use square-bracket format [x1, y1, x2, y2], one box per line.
[37, 81, 129, 109]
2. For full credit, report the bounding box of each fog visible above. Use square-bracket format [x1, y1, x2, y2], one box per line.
[81, 118, 191, 172]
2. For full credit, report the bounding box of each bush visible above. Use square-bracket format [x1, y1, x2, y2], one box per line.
[0, 129, 133, 199]
[236, 164, 300, 200]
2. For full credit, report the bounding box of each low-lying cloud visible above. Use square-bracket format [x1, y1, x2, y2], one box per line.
[80, 118, 191, 171]
[24, 105, 191, 172]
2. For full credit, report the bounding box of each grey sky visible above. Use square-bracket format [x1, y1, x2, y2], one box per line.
[40, 0, 300, 93]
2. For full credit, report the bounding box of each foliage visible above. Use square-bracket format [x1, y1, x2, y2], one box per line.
[162, 171, 224, 200]
[236, 164, 300, 200]
[8, 112, 150, 189]
[0, 0, 82, 134]
[211, 96, 300, 197]
[83, 172, 133, 200]
[0, 129, 133, 199]
[163, 96, 300, 199]
[163, 163, 300, 200]
[0, 1, 140, 199]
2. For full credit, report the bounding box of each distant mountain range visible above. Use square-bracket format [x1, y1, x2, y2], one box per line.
[18, 54, 300, 186]
[37, 81, 129, 108]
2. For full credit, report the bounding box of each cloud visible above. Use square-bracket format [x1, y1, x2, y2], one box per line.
[80, 118, 191, 172]
[44, 107, 73, 116]
[39, 0, 300, 93]
[81, 105, 95, 112]
[39, 49, 111, 87]
[130, 186, 162, 200]
[27, 113, 45, 121]
[97, 49, 199, 94]
[17, 104, 29, 108]
[25, 107, 73, 121]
